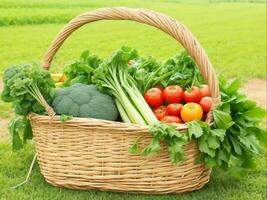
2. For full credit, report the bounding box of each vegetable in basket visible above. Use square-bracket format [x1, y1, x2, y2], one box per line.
[1, 47, 265, 178]
[63, 51, 102, 86]
[1, 63, 56, 149]
[128, 51, 204, 93]
[206, 78, 266, 177]
[1, 63, 55, 115]
[92, 46, 158, 125]
[91, 47, 188, 163]
[52, 83, 118, 121]
[135, 51, 266, 176]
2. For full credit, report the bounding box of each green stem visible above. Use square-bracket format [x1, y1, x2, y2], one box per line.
[191, 70, 197, 88]
[121, 71, 158, 125]
[108, 65, 146, 125]
[115, 99, 131, 123]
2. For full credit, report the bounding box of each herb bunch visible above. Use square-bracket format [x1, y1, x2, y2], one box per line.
[187, 78, 266, 177]
[1, 63, 56, 149]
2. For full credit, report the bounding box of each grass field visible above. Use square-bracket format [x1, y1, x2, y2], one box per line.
[0, 0, 266, 200]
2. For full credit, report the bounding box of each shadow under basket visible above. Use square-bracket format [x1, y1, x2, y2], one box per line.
[31, 7, 221, 194]
[30, 113, 211, 194]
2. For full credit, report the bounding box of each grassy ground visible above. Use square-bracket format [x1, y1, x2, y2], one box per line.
[0, 0, 266, 79]
[0, 0, 266, 199]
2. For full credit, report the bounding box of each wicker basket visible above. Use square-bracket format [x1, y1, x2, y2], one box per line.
[30, 7, 221, 194]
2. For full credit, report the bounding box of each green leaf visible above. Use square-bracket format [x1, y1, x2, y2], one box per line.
[243, 107, 266, 122]
[8, 116, 25, 150]
[142, 138, 161, 156]
[12, 130, 23, 150]
[60, 115, 73, 123]
[199, 137, 215, 157]
[220, 103, 231, 113]
[22, 117, 33, 142]
[204, 156, 217, 168]
[252, 127, 267, 147]
[138, 122, 188, 163]
[128, 139, 139, 154]
[217, 149, 229, 163]
[228, 154, 243, 167]
[222, 136, 232, 153]
[229, 135, 242, 155]
[80, 50, 90, 61]
[226, 79, 241, 95]
[168, 140, 185, 163]
[213, 110, 235, 129]
[207, 135, 220, 149]
[187, 121, 203, 139]
[238, 134, 262, 155]
[210, 129, 226, 142]
[235, 99, 257, 111]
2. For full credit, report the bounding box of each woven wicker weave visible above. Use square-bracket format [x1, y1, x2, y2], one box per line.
[30, 7, 220, 194]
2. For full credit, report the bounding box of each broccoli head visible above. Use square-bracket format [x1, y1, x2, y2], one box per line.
[52, 83, 118, 121]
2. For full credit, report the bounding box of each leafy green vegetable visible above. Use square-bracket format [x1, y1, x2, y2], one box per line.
[129, 51, 204, 92]
[63, 51, 102, 86]
[92, 46, 158, 125]
[160, 51, 204, 88]
[8, 116, 33, 150]
[1, 63, 55, 115]
[1, 63, 55, 150]
[92, 47, 188, 163]
[129, 123, 188, 163]
[187, 120, 203, 139]
[213, 110, 235, 129]
[188, 77, 266, 177]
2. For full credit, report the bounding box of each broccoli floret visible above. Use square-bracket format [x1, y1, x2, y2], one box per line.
[52, 83, 118, 121]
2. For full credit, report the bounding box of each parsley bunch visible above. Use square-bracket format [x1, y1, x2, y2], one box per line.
[129, 122, 188, 163]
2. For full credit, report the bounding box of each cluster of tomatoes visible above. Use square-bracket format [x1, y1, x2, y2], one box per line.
[144, 85, 212, 123]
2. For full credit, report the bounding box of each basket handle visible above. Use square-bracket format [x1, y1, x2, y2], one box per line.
[42, 7, 221, 116]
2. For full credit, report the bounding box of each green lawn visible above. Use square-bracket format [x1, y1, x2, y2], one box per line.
[0, 0, 266, 79]
[0, 0, 266, 199]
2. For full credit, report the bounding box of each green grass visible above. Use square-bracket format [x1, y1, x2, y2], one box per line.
[0, 0, 266, 79]
[0, 0, 266, 199]
[0, 143, 266, 200]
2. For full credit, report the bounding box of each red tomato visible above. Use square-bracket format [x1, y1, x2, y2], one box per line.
[161, 116, 183, 124]
[149, 87, 163, 95]
[144, 88, 163, 107]
[163, 85, 183, 103]
[199, 96, 212, 113]
[153, 106, 168, 120]
[200, 85, 210, 97]
[155, 85, 164, 93]
[166, 103, 183, 116]
[184, 86, 202, 103]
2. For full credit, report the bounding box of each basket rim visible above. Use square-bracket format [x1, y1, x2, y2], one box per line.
[29, 112, 190, 130]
